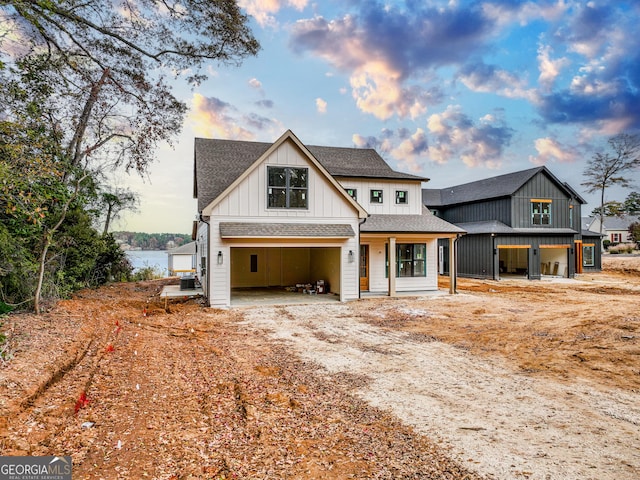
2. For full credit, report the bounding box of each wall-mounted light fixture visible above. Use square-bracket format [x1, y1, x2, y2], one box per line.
[348, 250, 354, 263]
[217, 250, 223, 265]
[533, 249, 537, 256]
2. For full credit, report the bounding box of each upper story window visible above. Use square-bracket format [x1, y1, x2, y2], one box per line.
[267, 166, 308, 209]
[370, 189, 383, 204]
[345, 188, 357, 201]
[395, 190, 408, 204]
[531, 199, 551, 225]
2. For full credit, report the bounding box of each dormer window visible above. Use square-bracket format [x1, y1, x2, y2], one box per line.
[370, 189, 383, 204]
[267, 166, 308, 209]
[531, 199, 551, 225]
[395, 190, 408, 204]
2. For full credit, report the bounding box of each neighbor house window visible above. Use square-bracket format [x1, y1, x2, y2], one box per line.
[583, 245, 595, 267]
[385, 243, 426, 277]
[370, 189, 383, 203]
[267, 166, 308, 208]
[250, 254, 258, 273]
[395, 190, 408, 204]
[531, 200, 552, 225]
[345, 188, 357, 200]
[611, 233, 622, 243]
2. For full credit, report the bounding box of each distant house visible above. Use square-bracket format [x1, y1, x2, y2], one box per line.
[423, 166, 602, 280]
[192, 129, 464, 307]
[585, 215, 639, 246]
[167, 241, 196, 276]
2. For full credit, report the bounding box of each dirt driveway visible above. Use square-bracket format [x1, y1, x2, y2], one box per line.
[241, 300, 639, 479]
[1, 255, 639, 479]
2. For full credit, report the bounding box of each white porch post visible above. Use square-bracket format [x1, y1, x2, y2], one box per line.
[388, 236, 396, 296]
[449, 236, 456, 294]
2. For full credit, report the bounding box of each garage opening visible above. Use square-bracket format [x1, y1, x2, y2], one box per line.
[230, 246, 341, 298]
[498, 246, 529, 278]
[540, 245, 570, 277]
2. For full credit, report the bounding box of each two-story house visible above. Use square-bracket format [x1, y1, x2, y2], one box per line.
[584, 215, 639, 247]
[193, 130, 464, 307]
[423, 166, 602, 280]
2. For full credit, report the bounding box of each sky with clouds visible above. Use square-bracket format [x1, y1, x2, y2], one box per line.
[119, 0, 640, 233]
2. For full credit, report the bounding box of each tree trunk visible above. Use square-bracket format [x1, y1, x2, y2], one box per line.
[33, 233, 52, 315]
[103, 202, 113, 236]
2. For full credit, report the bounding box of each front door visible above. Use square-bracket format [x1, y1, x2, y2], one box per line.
[359, 245, 369, 291]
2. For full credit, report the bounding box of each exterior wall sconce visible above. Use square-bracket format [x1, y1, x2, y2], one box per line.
[217, 250, 223, 265]
[348, 250, 354, 263]
[533, 249, 537, 255]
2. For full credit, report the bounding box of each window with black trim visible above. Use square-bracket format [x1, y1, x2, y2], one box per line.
[250, 254, 258, 273]
[370, 189, 383, 203]
[395, 190, 408, 204]
[531, 200, 551, 225]
[583, 245, 594, 267]
[385, 243, 427, 277]
[346, 188, 357, 200]
[267, 166, 308, 208]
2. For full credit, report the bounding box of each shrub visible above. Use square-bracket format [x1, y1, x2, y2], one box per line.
[608, 243, 636, 254]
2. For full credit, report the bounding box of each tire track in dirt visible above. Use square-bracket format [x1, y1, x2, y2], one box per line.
[240, 303, 640, 480]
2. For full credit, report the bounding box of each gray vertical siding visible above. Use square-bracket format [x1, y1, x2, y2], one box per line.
[430, 170, 600, 280]
[441, 198, 511, 224]
[456, 235, 494, 279]
[513, 173, 573, 229]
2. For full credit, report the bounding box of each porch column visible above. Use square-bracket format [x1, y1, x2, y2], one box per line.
[388, 236, 396, 296]
[449, 236, 456, 294]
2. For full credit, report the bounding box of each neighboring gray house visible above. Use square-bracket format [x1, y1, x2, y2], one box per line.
[193, 130, 464, 307]
[423, 166, 602, 280]
[584, 215, 639, 246]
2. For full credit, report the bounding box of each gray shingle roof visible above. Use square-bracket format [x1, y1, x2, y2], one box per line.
[219, 222, 355, 238]
[602, 215, 640, 230]
[194, 136, 427, 212]
[455, 221, 577, 235]
[454, 220, 515, 235]
[422, 166, 584, 207]
[168, 241, 196, 255]
[361, 207, 465, 234]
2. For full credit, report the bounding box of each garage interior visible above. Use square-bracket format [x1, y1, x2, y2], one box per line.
[498, 247, 529, 278]
[230, 246, 341, 297]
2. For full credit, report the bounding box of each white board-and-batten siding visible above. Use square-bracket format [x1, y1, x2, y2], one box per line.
[208, 141, 357, 219]
[338, 179, 423, 215]
[365, 237, 439, 293]
[204, 140, 361, 307]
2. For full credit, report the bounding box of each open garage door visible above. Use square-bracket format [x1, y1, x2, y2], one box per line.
[540, 245, 570, 277]
[498, 245, 530, 279]
[230, 246, 341, 294]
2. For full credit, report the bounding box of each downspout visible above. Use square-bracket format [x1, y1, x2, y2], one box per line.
[199, 213, 211, 306]
[357, 216, 368, 299]
[453, 233, 461, 294]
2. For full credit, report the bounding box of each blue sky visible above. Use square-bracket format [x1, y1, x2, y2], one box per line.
[119, 0, 640, 233]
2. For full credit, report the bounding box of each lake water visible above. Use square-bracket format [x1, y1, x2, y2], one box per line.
[125, 250, 168, 276]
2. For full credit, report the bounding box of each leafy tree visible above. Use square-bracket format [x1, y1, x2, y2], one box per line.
[97, 188, 139, 236]
[0, 1, 259, 311]
[1, 0, 260, 174]
[591, 201, 626, 217]
[582, 133, 640, 235]
[624, 192, 640, 215]
[629, 222, 640, 246]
